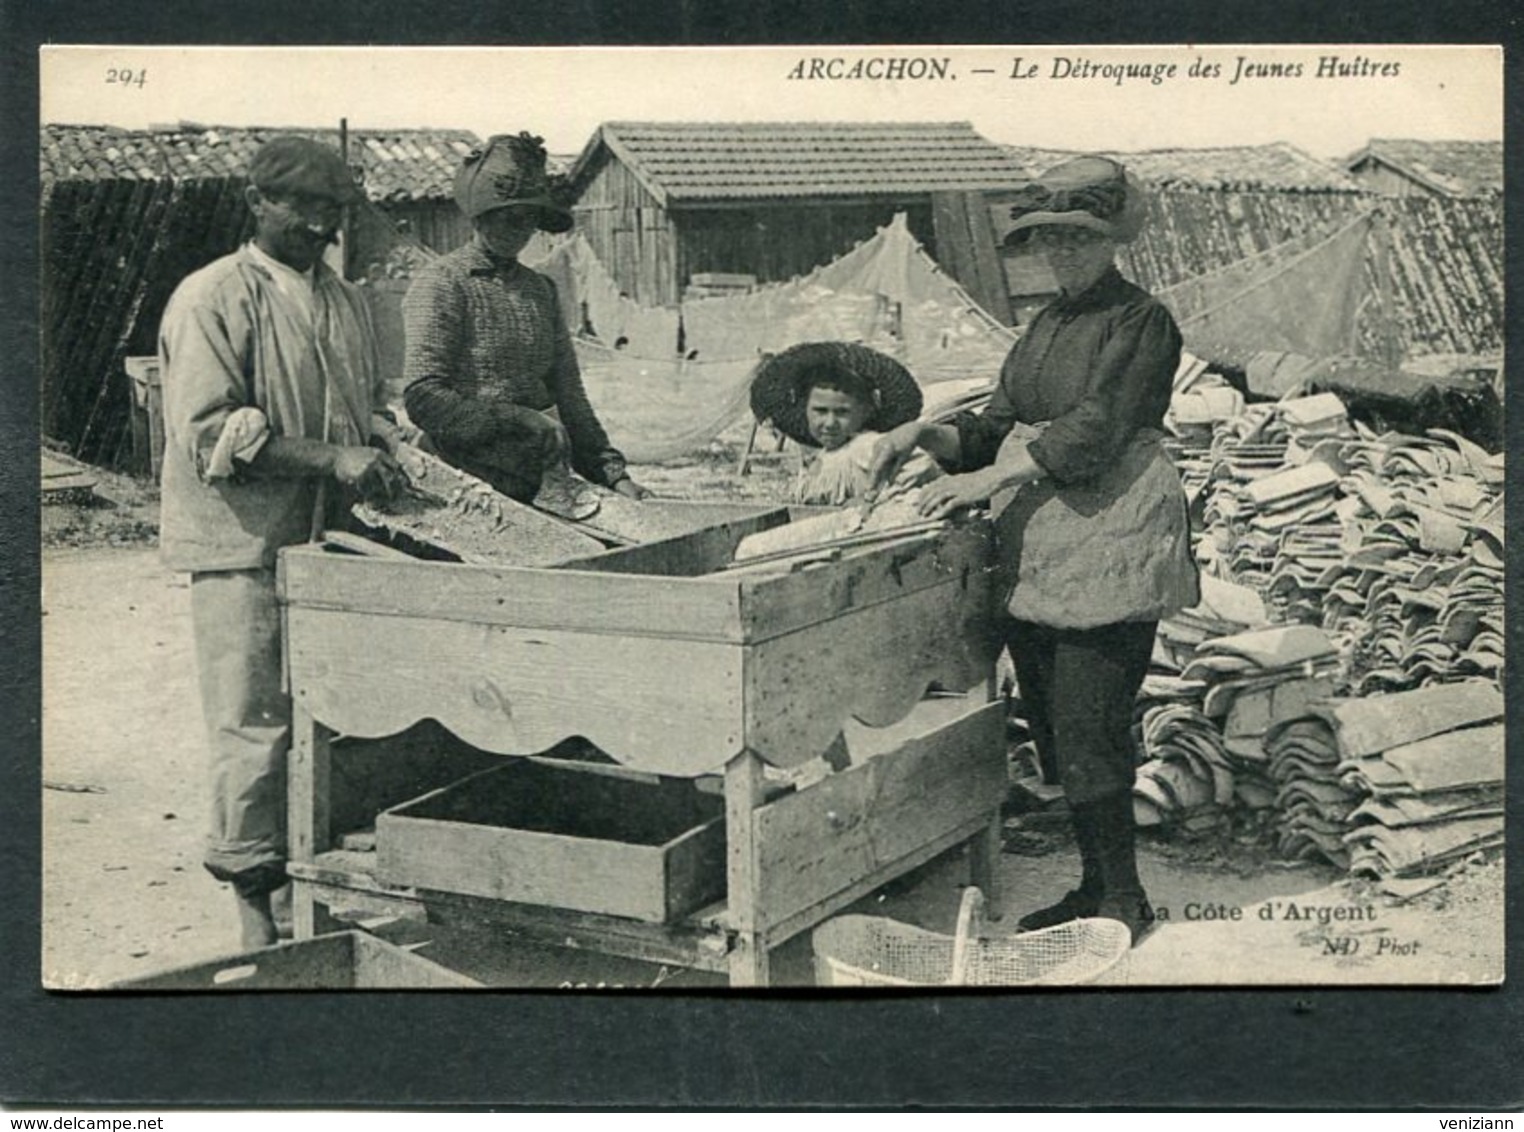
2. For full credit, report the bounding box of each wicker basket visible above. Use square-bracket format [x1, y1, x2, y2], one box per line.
[812, 887, 1131, 987]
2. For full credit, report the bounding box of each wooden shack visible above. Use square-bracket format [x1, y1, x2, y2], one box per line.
[40, 123, 479, 468]
[1343, 139, 1503, 199]
[565, 121, 1023, 322]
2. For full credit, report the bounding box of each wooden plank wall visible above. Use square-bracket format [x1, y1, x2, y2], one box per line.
[379, 200, 473, 255]
[571, 152, 949, 306]
[41, 175, 255, 468]
[572, 155, 678, 307]
[1348, 163, 1431, 198]
[929, 191, 1013, 325]
[673, 201, 937, 303]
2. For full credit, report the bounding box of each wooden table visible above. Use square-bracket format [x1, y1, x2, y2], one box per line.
[280, 509, 1005, 986]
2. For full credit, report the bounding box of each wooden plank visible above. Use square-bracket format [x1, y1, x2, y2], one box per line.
[285, 605, 745, 776]
[425, 890, 731, 975]
[350, 933, 484, 989]
[287, 709, 333, 940]
[112, 928, 481, 990]
[761, 817, 989, 949]
[279, 544, 747, 643]
[968, 813, 1002, 906]
[752, 699, 1005, 934]
[566, 509, 790, 577]
[379, 809, 673, 922]
[320, 530, 418, 560]
[287, 709, 332, 863]
[964, 190, 1015, 324]
[736, 521, 994, 643]
[572, 497, 778, 548]
[724, 750, 771, 987]
[931, 190, 981, 304]
[742, 572, 1002, 768]
[289, 849, 421, 895]
[664, 817, 731, 926]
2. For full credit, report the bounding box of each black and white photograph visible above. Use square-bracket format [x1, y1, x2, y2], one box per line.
[37, 43, 1504, 992]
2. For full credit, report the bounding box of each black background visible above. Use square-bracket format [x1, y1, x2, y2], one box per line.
[3, 0, 1520, 1110]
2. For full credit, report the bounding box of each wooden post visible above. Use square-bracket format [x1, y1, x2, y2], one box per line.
[1368, 209, 1404, 369]
[338, 117, 353, 281]
[735, 418, 760, 477]
[288, 704, 333, 938]
[724, 749, 771, 987]
[968, 812, 1002, 911]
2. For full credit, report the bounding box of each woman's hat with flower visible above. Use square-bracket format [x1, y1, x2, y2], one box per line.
[1004, 155, 1148, 247]
[454, 132, 574, 233]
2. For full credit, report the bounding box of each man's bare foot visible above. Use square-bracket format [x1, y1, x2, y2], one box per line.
[269, 883, 294, 940]
[234, 889, 278, 949]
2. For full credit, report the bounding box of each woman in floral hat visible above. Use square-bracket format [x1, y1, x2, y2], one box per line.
[402, 132, 646, 504]
[867, 155, 1199, 945]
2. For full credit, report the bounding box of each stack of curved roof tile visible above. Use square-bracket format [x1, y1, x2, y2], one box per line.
[1317, 430, 1503, 694]
[1179, 387, 1503, 694]
[1265, 682, 1503, 875]
[1195, 396, 1352, 597]
[1134, 623, 1339, 830]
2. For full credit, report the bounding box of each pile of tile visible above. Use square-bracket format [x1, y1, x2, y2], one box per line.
[1133, 621, 1339, 830]
[1165, 367, 1245, 514]
[1314, 430, 1504, 693]
[1179, 386, 1504, 694]
[1264, 683, 1504, 875]
[1193, 394, 1353, 594]
[1261, 718, 1361, 866]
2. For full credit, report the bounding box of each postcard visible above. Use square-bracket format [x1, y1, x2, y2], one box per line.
[37, 43, 1504, 993]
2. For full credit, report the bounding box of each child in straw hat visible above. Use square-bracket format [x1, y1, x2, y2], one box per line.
[749, 341, 942, 509]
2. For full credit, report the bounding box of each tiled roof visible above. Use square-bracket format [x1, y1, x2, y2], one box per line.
[571, 121, 1029, 204]
[1345, 138, 1503, 197]
[1004, 143, 1360, 192]
[40, 123, 482, 202]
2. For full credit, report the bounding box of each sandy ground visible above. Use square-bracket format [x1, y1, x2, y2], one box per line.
[39, 452, 1505, 989]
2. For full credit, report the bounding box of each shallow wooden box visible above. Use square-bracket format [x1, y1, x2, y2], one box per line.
[110, 930, 479, 990]
[376, 760, 727, 923]
[279, 509, 999, 777]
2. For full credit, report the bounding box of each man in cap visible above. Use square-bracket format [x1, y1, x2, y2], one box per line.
[158, 135, 405, 947]
[402, 131, 645, 503]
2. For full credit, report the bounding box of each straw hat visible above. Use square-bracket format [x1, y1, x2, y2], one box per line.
[1004, 155, 1148, 247]
[454, 132, 573, 233]
[749, 341, 923, 447]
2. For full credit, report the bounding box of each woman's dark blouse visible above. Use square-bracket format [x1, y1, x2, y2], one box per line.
[952, 266, 1182, 485]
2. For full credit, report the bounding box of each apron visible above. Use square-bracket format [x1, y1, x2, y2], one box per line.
[993, 426, 1200, 629]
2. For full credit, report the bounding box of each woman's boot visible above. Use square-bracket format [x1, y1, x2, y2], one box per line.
[1017, 800, 1103, 931]
[1090, 790, 1155, 945]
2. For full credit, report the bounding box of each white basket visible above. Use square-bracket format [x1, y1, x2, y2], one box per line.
[812, 887, 1131, 987]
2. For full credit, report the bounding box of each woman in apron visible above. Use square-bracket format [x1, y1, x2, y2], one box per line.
[867, 155, 1199, 944]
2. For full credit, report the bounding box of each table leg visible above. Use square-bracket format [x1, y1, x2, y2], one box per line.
[969, 810, 1002, 910]
[290, 880, 343, 939]
[724, 749, 771, 987]
[287, 705, 332, 940]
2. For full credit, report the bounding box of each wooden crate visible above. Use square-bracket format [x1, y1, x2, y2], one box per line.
[376, 760, 726, 923]
[279, 512, 999, 777]
[110, 931, 479, 990]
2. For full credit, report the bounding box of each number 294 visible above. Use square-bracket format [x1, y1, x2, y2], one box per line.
[106, 68, 147, 88]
